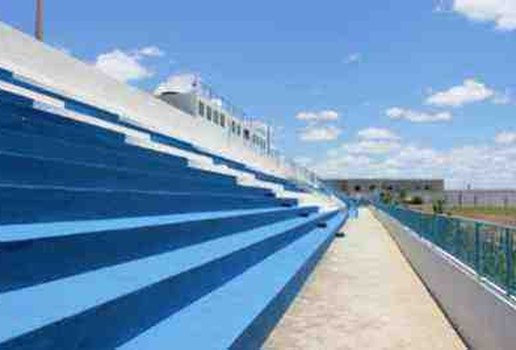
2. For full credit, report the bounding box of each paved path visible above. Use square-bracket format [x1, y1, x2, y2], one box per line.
[264, 208, 466, 350]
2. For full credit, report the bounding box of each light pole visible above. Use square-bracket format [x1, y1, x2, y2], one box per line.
[35, 0, 43, 41]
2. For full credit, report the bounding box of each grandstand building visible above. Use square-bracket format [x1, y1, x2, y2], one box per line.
[0, 21, 345, 349]
[157, 76, 271, 154]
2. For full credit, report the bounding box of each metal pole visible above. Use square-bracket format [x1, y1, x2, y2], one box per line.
[35, 0, 44, 41]
[505, 228, 513, 296]
[475, 222, 481, 278]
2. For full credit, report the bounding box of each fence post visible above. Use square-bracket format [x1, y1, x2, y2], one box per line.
[454, 218, 460, 257]
[475, 222, 481, 278]
[431, 215, 437, 243]
[420, 215, 425, 237]
[505, 228, 513, 296]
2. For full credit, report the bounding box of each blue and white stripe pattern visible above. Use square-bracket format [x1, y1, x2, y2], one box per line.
[0, 65, 348, 349]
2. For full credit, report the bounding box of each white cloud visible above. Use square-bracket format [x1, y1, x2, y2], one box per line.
[137, 46, 165, 57]
[293, 156, 314, 167]
[495, 131, 516, 145]
[357, 128, 400, 141]
[344, 53, 361, 64]
[426, 79, 495, 107]
[493, 89, 512, 105]
[296, 110, 342, 142]
[312, 129, 516, 188]
[94, 46, 164, 83]
[155, 73, 198, 94]
[342, 140, 401, 155]
[453, 0, 516, 31]
[386, 107, 452, 122]
[95, 50, 152, 82]
[296, 110, 340, 121]
[299, 125, 341, 142]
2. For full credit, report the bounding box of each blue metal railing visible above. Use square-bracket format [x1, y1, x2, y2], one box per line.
[376, 203, 516, 296]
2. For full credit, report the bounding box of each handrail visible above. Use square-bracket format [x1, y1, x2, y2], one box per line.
[375, 202, 516, 296]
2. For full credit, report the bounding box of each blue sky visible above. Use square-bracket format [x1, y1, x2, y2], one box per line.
[1, 0, 515, 188]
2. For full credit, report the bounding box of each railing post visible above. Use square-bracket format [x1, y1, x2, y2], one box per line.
[475, 222, 481, 278]
[454, 218, 460, 257]
[432, 215, 438, 244]
[505, 228, 513, 296]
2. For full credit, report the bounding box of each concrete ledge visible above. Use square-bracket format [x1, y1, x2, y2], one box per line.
[373, 208, 516, 350]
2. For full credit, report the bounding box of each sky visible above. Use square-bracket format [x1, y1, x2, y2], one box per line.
[1, 0, 515, 189]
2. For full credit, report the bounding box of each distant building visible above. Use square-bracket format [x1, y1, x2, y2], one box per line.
[325, 178, 444, 202]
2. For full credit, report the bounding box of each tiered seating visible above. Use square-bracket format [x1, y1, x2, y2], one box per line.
[0, 66, 347, 349]
[1, 65, 309, 194]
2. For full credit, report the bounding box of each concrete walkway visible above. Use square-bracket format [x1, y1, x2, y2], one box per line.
[264, 208, 466, 350]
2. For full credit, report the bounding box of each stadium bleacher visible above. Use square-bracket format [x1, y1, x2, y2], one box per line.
[0, 65, 347, 349]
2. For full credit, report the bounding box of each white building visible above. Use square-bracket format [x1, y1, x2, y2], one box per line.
[156, 75, 271, 154]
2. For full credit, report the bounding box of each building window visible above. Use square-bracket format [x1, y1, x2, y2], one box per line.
[213, 110, 219, 124]
[424, 184, 431, 191]
[220, 114, 226, 127]
[237, 125, 241, 136]
[231, 120, 236, 133]
[198, 101, 205, 117]
[206, 106, 212, 121]
[243, 129, 250, 140]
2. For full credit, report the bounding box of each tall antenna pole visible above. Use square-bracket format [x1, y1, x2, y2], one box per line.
[35, 0, 43, 41]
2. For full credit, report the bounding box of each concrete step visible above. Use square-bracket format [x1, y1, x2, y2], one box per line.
[0, 211, 338, 348]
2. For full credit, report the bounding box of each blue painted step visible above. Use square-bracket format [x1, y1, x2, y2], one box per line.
[0, 152, 272, 197]
[0, 129, 191, 174]
[0, 92, 304, 194]
[121, 212, 346, 349]
[0, 70, 120, 124]
[210, 155, 305, 193]
[0, 105, 262, 186]
[0, 102, 125, 146]
[0, 185, 296, 224]
[230, 212, 346, 349]
[0, 89, 33, 107]
[0, 211, 337, 348]
[0, 128, 239, 183]
[1, 206, 317, 292]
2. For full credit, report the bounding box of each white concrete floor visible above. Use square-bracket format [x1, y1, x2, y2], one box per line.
[264, 208, 466, 350]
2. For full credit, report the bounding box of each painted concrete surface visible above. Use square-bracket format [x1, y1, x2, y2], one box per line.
[264, 208, 465, 350]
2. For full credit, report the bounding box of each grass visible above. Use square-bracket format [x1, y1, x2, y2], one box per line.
[450, 206, 516, 217]
[448, 206, 516, 227]
[405, 204, 516, 226]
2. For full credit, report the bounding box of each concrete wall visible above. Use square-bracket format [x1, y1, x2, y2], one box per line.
[373, 208, 516, 350]
[325, 179, 443, 204]
[445, 190, 516, 207]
